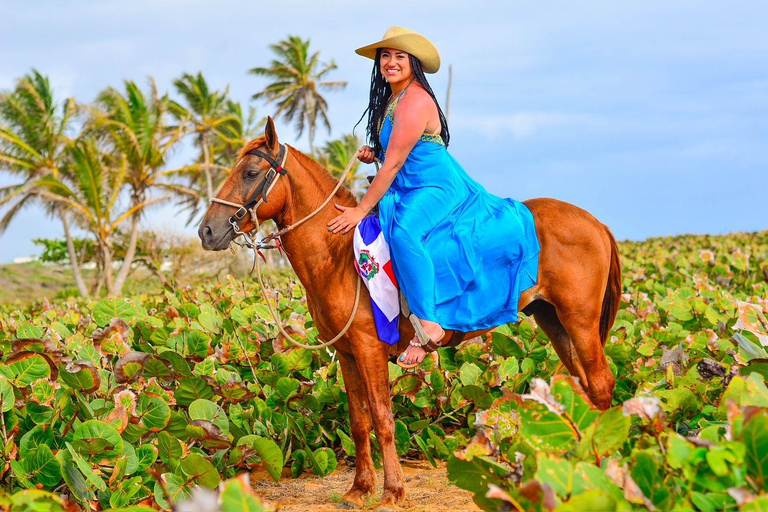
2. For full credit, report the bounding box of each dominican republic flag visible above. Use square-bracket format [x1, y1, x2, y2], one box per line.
[353, 216, 400, 345]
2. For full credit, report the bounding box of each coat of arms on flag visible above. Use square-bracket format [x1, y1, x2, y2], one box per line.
[353, 216, 400, 345]
[358, 250, 379, 280]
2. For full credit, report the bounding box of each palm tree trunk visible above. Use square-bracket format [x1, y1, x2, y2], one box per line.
[60, 213, 89, 297]
[112, 209, 140, 295]
[445, 64, 453, 124]
[103, 241, 115, 296]
[308, 122, 315, 155]
[202, 133, 214, 202]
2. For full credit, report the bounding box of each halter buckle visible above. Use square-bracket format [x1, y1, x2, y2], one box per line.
[234, 206, 248, 220]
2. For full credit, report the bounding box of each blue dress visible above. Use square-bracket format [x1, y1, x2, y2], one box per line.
[377, 92, 541, 331]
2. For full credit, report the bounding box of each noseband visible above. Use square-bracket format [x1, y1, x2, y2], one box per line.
[209, 143, 288, 238]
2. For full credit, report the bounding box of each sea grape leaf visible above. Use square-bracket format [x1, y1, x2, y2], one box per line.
[108, 476, 143, 509]
[274, 377, 300, 402]
[56, 449, 95, 506]
[175, 377, 215, 406]
[7, 352, 51, 387]
[180, 452, 221, 488]
[20, 425, 54, 456]
[185, 420, 231, 450]
[491, 332, 525, 358]
[65, 442, 107, 492]
[92, 298, 137, 327]
[460, 362, 482, 386]
[59, 360, 101, 393]
[20, 444, 61, 489]
[114, 351, 150, 383]
[575, 406, 630, 461]
[237, 435, 284, 481]
[291, 450, 307, 478]
[447, 455, 512, 510]
[535, 454, 573, 498]
[392, 374, 422, 397]
[414, 433, 437, 468]
[135, 394, 171, 431]
[154, 472, 194, 510]
[557, 490, 617, 511]
[0, 376, 15, 412]
[157, 431, 183, 467]
[460, 385, 493, 409]
[430, 369, 445, 394]
[220, 475, 268, 512]
[72, 420, 124, 463]
[185, 330, 212, 359]
[631, 451, 672, 509]
[310, 446, 337, 477]
[197, 304, 223, 333]
[395, 420, 410, 456]
[189, 398, 229, 434]
[336, 428, 356, 457]
[743, 409, 768, 491]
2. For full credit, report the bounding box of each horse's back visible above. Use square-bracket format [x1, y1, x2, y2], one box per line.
[523, 197, 614, 253]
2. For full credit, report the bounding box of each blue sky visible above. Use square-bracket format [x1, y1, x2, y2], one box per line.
[1, 1, 766, 262]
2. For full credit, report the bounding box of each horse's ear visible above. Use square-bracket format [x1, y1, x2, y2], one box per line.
[265, 116, 278, 151]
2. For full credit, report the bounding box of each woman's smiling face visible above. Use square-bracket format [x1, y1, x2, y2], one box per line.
[380, 47, 413, 85]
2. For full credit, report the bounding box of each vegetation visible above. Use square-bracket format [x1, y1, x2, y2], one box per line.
[0, 231, 764, 510]
[0, 38, 351, 297]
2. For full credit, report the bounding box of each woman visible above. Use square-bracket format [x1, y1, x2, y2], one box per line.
[328, 27, 540, 367]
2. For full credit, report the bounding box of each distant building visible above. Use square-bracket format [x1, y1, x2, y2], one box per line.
[12, 256, 39, 264]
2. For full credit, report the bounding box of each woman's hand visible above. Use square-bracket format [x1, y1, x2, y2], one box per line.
[357, 145, 375, 164]
[328, 204, 367, 235]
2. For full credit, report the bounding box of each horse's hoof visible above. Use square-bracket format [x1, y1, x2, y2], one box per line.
[339, 489, 367, 509]
[374, 489, 403, 511]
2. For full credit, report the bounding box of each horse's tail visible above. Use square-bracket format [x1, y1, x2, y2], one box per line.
[599, 225, 622, 346]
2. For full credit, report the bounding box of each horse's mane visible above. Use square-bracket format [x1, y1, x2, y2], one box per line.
[238, 137, 357, 206]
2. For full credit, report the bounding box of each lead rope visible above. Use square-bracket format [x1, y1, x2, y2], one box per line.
[244, 148, 374, 350]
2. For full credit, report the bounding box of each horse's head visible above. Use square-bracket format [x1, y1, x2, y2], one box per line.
[198, 117, 290, 251]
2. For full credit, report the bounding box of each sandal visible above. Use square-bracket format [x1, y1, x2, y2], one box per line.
[397, 293, 445, 369]
[397, 329, 445, 370]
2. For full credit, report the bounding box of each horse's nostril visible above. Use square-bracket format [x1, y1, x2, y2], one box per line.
[199, 224, 213, 243]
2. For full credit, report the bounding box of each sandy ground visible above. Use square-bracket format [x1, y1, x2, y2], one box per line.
[252, 460, 481, 511]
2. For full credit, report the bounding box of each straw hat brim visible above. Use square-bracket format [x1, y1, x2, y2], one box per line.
[355, 33, 441, 74]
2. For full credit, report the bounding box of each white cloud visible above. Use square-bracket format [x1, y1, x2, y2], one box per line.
[457, 112, 594, 140]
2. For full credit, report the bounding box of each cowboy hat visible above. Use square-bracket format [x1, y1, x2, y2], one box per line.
[355, 26, 441, 74]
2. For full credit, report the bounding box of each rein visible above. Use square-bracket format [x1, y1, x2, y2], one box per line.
[210, 144, 364, 351]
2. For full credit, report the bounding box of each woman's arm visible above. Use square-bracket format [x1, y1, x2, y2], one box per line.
[328, 90, 434, 234]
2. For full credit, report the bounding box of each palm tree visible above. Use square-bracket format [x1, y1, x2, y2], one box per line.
[0, 70, 89, 295]
[316, 134, 370, 199]
[169, 72, 240, 202]
[213, 99, 265, 170]
[91, 78, 192, 295]
[31, 139, 165, 294]
[249, 35, 347, 153]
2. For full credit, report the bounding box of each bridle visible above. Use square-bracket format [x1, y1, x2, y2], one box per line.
[209, 143, 288, 250]
[207, 142, 364, 351]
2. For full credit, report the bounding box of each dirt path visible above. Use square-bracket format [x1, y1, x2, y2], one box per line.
[252, 460, 481, 511]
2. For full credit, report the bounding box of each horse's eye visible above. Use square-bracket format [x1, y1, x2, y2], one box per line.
[245, 169, 260, 179]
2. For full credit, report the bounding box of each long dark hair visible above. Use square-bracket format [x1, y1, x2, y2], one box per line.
[355, 49, 450, 157]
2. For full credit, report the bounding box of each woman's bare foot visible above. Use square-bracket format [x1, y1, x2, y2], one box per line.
[398, 339, 428, 367]
[419, 319, 445, 343]
[398, 320, 445, 368]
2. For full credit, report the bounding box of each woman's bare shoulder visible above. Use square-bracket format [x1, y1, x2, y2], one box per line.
[397, 85, 437, 115]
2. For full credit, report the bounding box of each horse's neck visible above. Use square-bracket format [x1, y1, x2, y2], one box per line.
[275, 150, 357, 299]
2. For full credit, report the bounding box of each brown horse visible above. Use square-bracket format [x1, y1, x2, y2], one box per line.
[198, 118, 620, 508]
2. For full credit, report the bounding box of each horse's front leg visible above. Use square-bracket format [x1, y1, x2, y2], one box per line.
[338, 353, 376, 508]
[354, 343, 405, 507]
